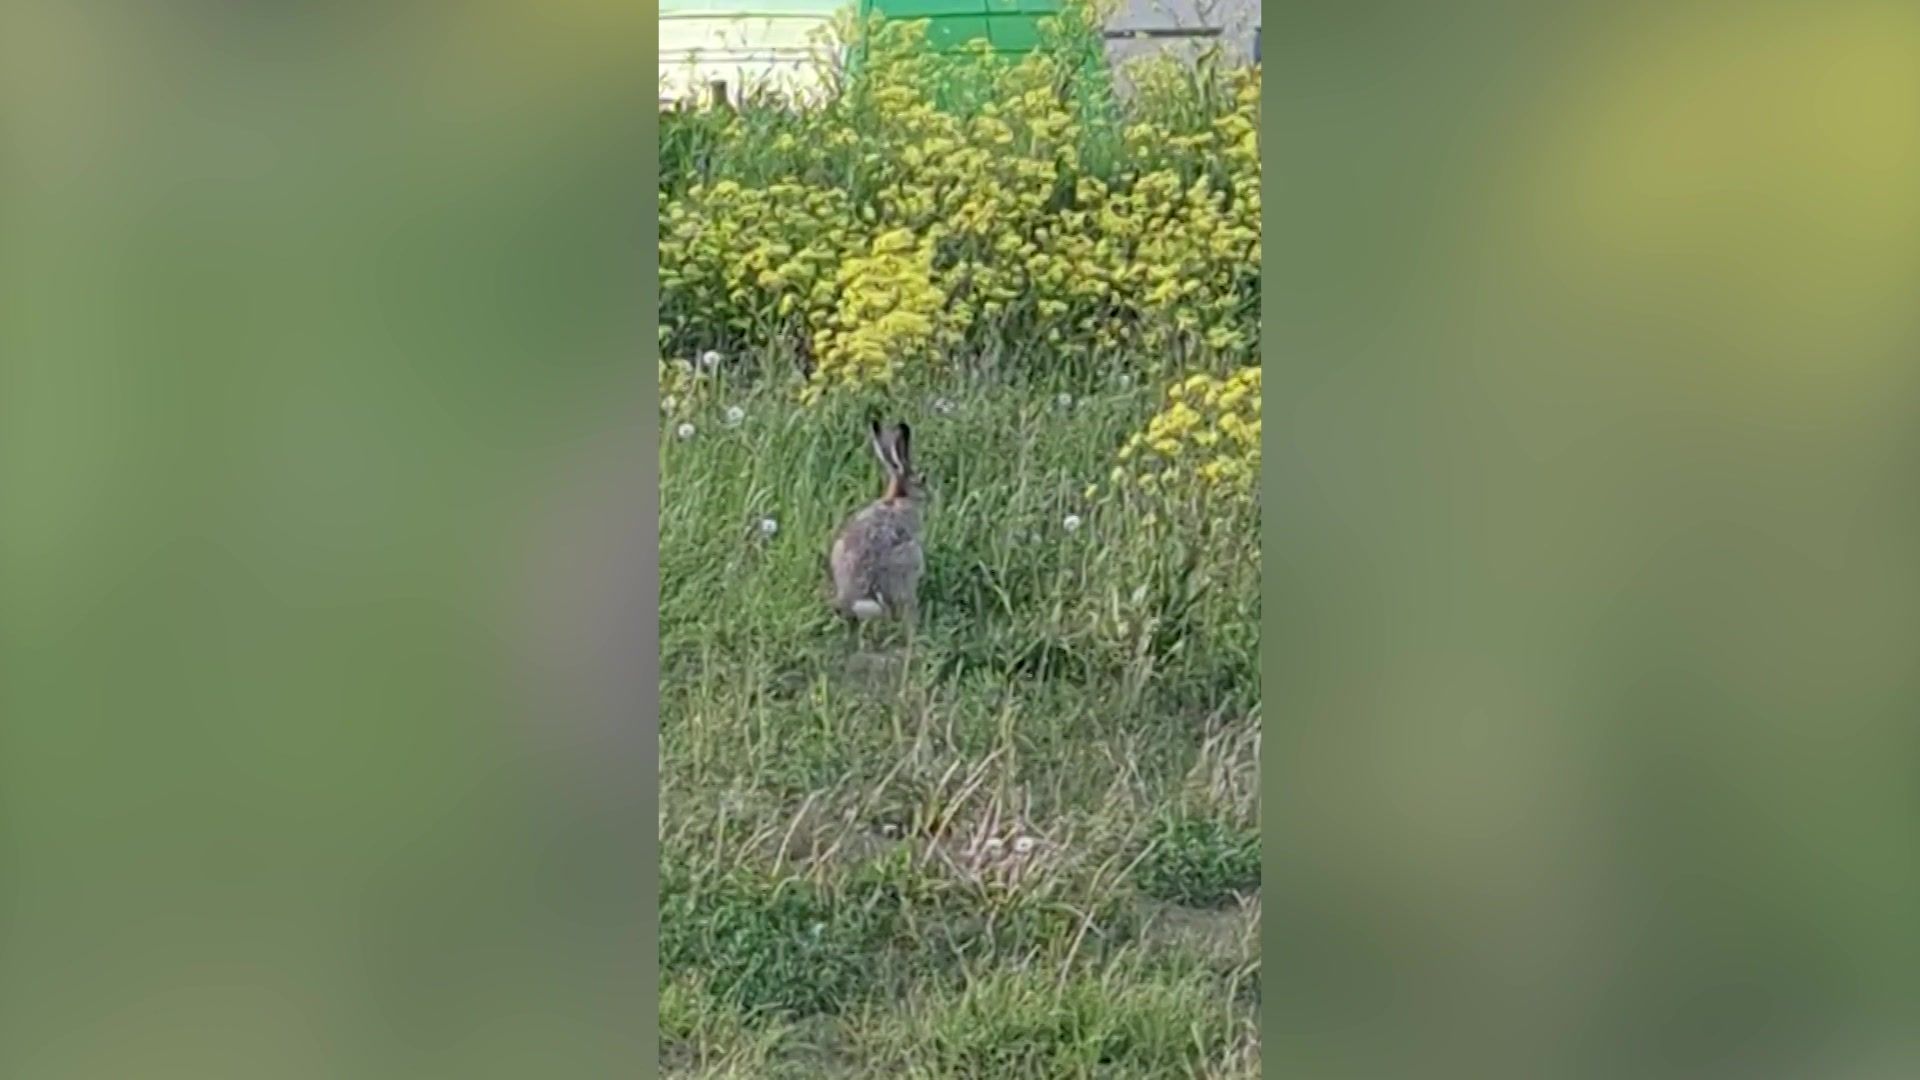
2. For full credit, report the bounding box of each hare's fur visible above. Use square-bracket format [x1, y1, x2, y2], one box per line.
[829, 419, 923, 623]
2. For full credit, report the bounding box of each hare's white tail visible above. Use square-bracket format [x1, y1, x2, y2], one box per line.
[849, 598, 884, 621]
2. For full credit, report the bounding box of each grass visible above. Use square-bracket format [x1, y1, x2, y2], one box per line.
[660, 355, 1260, 1077]
[1134, 809, 1261, 909]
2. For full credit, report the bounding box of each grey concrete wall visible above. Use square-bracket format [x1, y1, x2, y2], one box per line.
[1103, 0, 1259, 71]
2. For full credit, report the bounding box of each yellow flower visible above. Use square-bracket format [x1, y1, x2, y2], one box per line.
[660, 7, 1259, 401]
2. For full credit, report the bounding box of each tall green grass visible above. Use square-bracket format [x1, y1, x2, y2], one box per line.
[660, 359, 1258, 1076]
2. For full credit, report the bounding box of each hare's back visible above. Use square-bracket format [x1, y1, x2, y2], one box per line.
[833, 504, 920, 587]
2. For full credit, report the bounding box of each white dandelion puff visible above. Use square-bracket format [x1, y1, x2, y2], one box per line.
[758, 516, 779, 537]
[1055, 392, 1074, 410]
[699, 349, 723, 371]
[724, 404, 745, 427]
[933, 396, 955, 415]
[1013, 836, 1036, 855]
[675, 422, 696, 441]
[1063, 513, 1083, 534]
[662, 394, 677, 413]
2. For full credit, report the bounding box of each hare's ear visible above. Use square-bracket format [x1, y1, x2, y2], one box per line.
[891, 422, 912, 473]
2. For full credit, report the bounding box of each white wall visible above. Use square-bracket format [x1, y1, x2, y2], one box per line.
[658, 14, 841, 106]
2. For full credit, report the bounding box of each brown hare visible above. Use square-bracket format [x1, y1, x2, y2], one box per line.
[828, 416, 924, 626]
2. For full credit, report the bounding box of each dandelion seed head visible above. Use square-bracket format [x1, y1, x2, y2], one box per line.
[676, 422, 696, 441]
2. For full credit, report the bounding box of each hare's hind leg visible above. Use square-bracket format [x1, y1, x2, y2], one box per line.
[828, 593, 865, 652]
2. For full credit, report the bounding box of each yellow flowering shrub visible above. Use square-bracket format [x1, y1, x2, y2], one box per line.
[805, 226, 958, 400]
[658, 4, 1261, 399]
[1112, 367, 1261, 504]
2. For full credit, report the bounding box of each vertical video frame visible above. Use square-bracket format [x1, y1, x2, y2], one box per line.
[659, 0, 1260, 1073]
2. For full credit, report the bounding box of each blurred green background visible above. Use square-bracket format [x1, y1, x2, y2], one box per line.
[1268, 2, 1920, 1077]
[1, 3, 656, 1076]
[5, 0, 1919, 1076]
